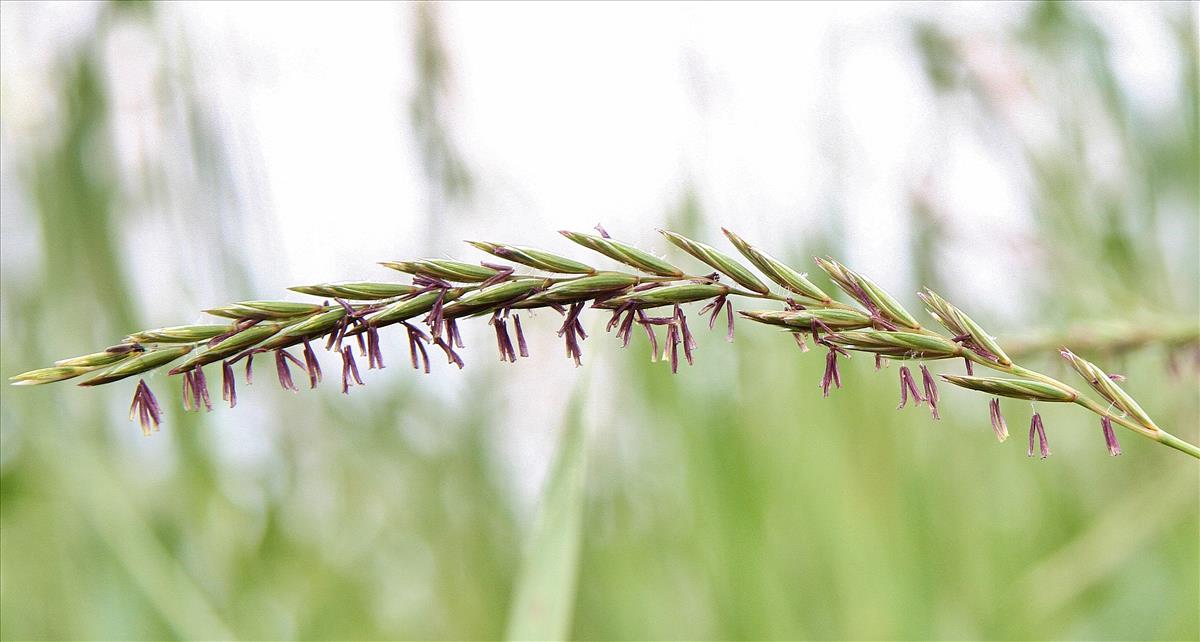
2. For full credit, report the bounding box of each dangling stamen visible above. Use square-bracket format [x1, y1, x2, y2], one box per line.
[920, 365, 940, 420]
[195, 366, 212, 411]
[302, 339, 322, 388]
[1028, 412, 1051, 459]
[988, 398, 1008, 442]
[700, 295, 727, 332]
[898, 366, 923, 409]
[434, 337, 465, 369]
[275, 350, 300, 392]
[558, 302, 586, 366]
[636, 309, 658, 362]
[665, 322, 680, 373]
[425, 289, 447, 340]
[366, 325, 385, 370]
[491, 312, 516, 363]
[128, 379, 163, 436]
[724, 299, 735, 342]
[1101, 416, 1122, 456]
[675, 305, 695, 366]
[244, 352, 255, 385]
[221, 360, 237, 408]
[403, 323, 431, 373]
[182, 370, 196, 411]
[513, 314, 529, 358]
[340, 346, 363, 393]
[821, 349, 842, 397]
[447, 318, 464, 349]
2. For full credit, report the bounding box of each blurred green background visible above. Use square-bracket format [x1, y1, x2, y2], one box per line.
[1, 2, 1197, 640]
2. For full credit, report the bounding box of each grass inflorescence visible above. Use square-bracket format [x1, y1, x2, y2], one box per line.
[11, 227, 1200, 460]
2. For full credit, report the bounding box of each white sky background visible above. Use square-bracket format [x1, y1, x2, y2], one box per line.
[0, 1, 1187, 505]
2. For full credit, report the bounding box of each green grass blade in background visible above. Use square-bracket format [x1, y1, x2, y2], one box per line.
[505, 384, 589, 641]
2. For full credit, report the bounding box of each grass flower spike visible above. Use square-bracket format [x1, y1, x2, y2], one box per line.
[10, 227, 1199, 461]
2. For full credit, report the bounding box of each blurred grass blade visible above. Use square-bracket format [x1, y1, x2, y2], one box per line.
[505, 385, 588, 641]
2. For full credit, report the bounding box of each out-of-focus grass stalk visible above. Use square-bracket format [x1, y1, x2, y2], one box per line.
[37, 437, 234, 638]
[504, 382, 589, 641]
[999, 316, 1199, 359]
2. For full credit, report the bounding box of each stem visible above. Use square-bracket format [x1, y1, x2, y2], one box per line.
[1157, 431, 1200, 459]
